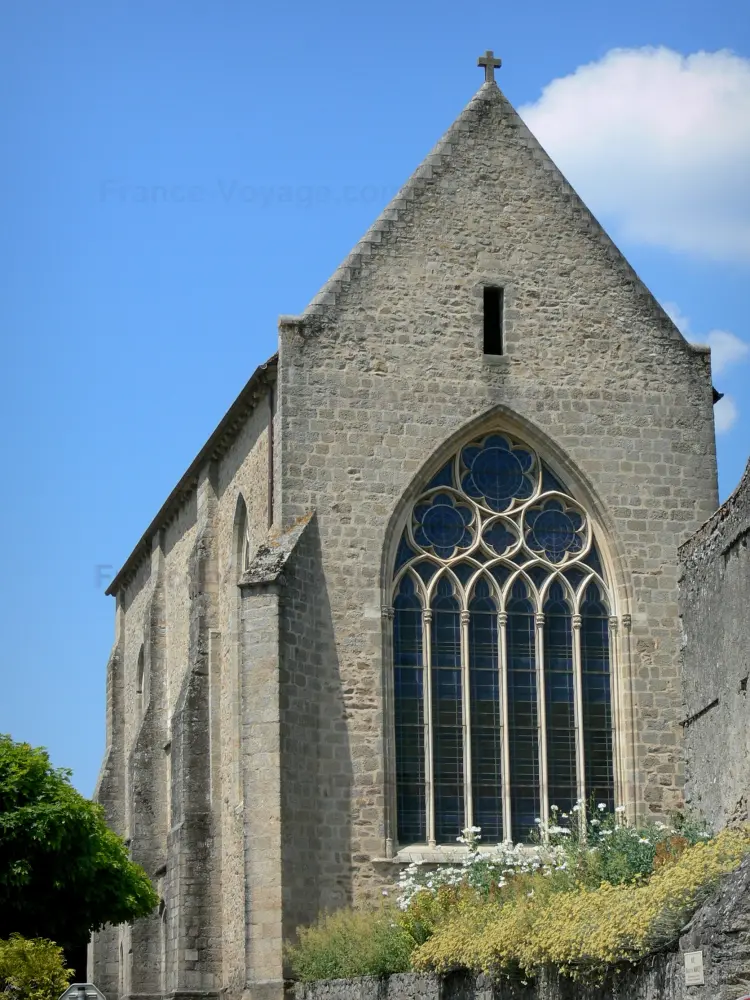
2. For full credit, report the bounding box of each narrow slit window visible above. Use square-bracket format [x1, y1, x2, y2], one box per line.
[483, 286, 504, 355]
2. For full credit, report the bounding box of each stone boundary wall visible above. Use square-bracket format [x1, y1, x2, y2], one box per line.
[679, 460, 750, 830]
[294, 857, 750, 1000]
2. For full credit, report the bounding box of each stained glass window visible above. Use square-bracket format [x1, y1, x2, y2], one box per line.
[507, 582, 539, 844]
[469, 581, 502, 841]
[581, 583, 615, 813]
[544, 584, 576, 818]
[391, 432, 616, 846]
[431, 578, 464, 843]
[394, 575, 425, 845]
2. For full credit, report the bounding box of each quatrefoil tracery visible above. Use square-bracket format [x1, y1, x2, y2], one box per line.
[394, 434, 608, 614]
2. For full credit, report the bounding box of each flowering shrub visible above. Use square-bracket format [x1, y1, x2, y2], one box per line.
[536, 803, 708, 889]
[288, 808, 742, 985]
[396, 804, 708, 913]
[411, 827, 750, 981]
[397, 827, 563, 911]
[286, 905, 415, 981]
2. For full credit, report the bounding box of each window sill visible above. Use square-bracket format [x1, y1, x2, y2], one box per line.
[482, 353, 510, 367]
[373, 844, 520, 865]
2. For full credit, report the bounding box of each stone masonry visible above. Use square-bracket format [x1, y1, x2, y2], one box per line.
[680, 459, 750, 830]
[90, 68, 724, 1000]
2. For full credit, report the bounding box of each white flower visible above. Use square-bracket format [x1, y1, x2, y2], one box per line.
[597, 802, 607, 811]
[615, 805, 626, 814]
[572, 805, 581, 812]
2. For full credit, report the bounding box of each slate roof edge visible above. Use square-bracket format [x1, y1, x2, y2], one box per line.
[105, 353, 278, 597]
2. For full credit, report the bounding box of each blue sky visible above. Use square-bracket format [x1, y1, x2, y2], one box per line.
[1, 0, 748, 794]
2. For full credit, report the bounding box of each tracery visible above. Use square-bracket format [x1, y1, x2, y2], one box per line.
[390, 433, 616, 846]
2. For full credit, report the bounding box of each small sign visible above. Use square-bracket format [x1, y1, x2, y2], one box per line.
[59, 984, 106, 1000]
[684, 951, 705, 986]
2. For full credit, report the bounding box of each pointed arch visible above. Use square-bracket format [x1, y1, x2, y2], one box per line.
[233, 492, 250, 578]
[384, 417, 628, 848]
[118, 941, 125, 998]
[381, 404, 631, 618]
[159, 900, 168, 996]
[229, 492, 249, 807]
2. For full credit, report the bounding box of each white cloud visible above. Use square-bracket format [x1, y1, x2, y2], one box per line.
[663, 302, 691, 334]
[520, 48, 750, 262]
[662, 301, 749, 375]
[714, 395, 739, 433]
[703, 330, 750, 375]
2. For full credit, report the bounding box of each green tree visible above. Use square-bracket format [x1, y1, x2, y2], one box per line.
[0, 935, 73, 1000]
[0, 735, 158, 951]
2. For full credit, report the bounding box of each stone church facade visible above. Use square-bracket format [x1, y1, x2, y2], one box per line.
[90, 64, 721, 1000]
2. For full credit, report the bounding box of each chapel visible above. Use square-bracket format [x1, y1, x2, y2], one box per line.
[90, 53, 720, 1000]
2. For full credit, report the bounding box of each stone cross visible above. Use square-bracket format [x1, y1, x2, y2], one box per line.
[478, 50, 502, 83]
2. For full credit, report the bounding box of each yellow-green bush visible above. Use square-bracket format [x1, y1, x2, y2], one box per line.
[0, 935, 72, 1000]
[412, 828, 750, 981]
[287, 906, 416, 981]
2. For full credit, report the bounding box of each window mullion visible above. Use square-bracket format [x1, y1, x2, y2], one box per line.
[609, 614, 623, 809]
[422, 608, 437, 847]
[498, 610, 511, 843]
[382, 605, 396, 858]
[535, 611, 549, 836]
[572, 613, 586, 807]
[460, 609, 473, 832]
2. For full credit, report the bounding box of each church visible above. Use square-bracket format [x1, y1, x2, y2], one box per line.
[90, 53, 721, 1000]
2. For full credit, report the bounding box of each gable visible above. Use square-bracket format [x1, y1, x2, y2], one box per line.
[295, 80, 703, 378]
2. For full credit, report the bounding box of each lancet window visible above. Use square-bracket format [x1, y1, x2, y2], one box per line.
[389, 433, 616, 846]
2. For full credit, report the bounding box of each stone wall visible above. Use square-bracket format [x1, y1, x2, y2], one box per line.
[216, 393, 273, 996]
[294, 856, 750, 1000]
[680, 461, 750, 831]
[280, 514, 353, 945]
[277, 78, 718, 905]
[91, 373, 274, 1000]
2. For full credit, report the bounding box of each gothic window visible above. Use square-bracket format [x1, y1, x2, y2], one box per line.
[136, 646, 145, 717]
[231, 494, 250, 806]
[390, 433, 616, 846]
[159, 902, 169, 994]
[235, 494, 251, 575]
